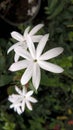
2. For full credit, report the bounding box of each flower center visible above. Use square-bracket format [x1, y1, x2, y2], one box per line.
[34, 59, 37, 62]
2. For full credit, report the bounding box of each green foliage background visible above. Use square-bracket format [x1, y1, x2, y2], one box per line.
[0, 0, 73, 129]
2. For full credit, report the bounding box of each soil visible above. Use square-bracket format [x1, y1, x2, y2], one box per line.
[0, 0, 40, 24]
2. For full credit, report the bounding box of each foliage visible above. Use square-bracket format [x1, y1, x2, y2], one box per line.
[0, 0, 73, 129]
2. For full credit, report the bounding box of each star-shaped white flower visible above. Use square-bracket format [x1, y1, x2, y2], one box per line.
[8, 86, 37, 115]
[9, 34, 64, 90]
[7, 24, 44, 62]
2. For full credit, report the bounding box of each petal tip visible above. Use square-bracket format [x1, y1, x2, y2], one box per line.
[21, 79, 26, 86]
[10, 31, 15, 36]
[61, 47, 64, 52]
[7, 50, 9, 54]
[8, 66, 14, 72]
[39, 23, 44, 27]
[58, 68, 64, 73]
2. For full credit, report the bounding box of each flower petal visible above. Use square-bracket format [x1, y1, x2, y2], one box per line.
[15, 46, 32, 60]
[26, 100, 32, 110]
[11, 31, 24, 41]
[36, 34, 49, 58]
[39, 47, 64, 60]
[21, 100, 26, 112]
[20, 42, 27, 50]
[31, 35, 43, 42]
[22, 86, 27, 95]
[28, 97, 37, 103]
[21, 65, 32, 85]
[9, 60, 29, 71]
[26, 35, 36, 59]
[26, 90, 33, 97]
[10, 102, 21, 108]
[38, 60, 64, 73]
[14, 53, 20, 62]
[32, 63, 41, 90]
[15, 86, 22, 95]
[29, 24, 44, 36]
[16, 107, 22, 115]
[8, 94, 19, 102]
[24, 26, 30, 37]
[7, 42, 21, 54]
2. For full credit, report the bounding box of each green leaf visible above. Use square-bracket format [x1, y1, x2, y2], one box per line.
[3, 122, 15, 130]
[45, 0, 58, 14]
[7, 86, 15, 95]
[68, 31, 73, 41]
[0, 39, 7, 49]
[40, 71, 50, 86]
[71, 0, 73, 4]
[0, 75, 13, 87]
[0, 50, 6, 72]
[47, 1, 65, 19]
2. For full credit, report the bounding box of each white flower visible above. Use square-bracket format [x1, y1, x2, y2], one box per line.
[9, 34, 64, 90]
[8, 86, 37, 115]
[7, 24, 44, 62]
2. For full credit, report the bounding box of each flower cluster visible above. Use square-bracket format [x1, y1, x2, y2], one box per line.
[8, 86, 37, 115]
[8, 24, 64, 114]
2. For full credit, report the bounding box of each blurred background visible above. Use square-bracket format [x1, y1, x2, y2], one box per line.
[0, 0, 73, 130]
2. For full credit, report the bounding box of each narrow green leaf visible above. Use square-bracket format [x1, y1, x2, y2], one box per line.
[45, 0, 58, 14]
[48, 1, 65, 19]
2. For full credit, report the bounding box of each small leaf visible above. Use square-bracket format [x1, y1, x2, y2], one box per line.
[68, 31, 73, 41]
[0, 52, 6, 72]
[7, 86, 15, 95]
[0, 75, 13, 87]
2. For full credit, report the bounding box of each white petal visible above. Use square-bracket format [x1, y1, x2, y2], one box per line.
[16, 107, 22, 115]
[38, 60, 64, 73]
[7, 42, 21, 54]
[22, 86, 27, 95]
[21, 65, 32, 85]
[26, 100, 32, 110]
[31, 35, 43, 42]
[9, 60, 29, 71]
[9, 103, 19, 109]
[21, 42, 27, 50]
[36, 34, 49, 58]
[15, 86, 22, 95]
[39, 47, 64, 60]
[10, 104, 15, 109]
[21, 100, 25, 112]
[8, 94, 18, 102]
[26, 90, 33, 97]
[26, 35, 36, 59]
[24, 26, 30, 37]
[14, 53, 20, 62]
[9, 95, 22, 104]
[29, 24, 44, 36]
[11, 31, 24, 41]
[32, 63, 41, 90]
[8, 96, 14, 102]
[15, 46, 32, 60]
[28, 97, 37, 103]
